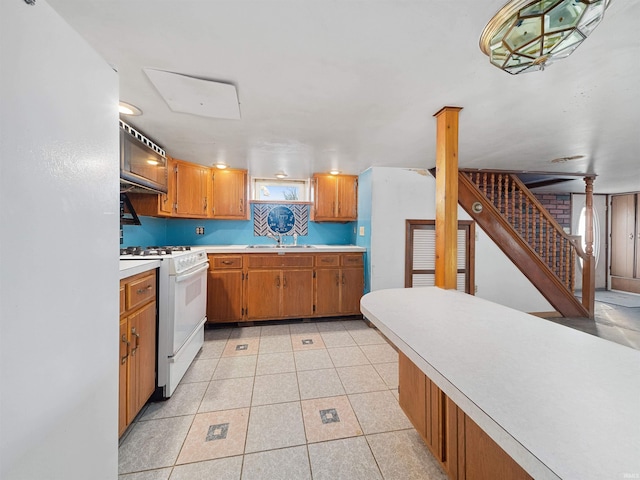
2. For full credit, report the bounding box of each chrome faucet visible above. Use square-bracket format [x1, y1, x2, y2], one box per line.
[267, 233, 281, 246]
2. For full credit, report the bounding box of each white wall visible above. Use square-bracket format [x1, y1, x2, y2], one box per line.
[368, 167, 552, 312]
[0, 2, 119, 479]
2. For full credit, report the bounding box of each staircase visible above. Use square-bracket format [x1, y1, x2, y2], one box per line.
[458, 170, 592, 318]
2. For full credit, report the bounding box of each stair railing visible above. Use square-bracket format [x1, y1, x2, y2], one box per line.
[461, 170, 589, 295]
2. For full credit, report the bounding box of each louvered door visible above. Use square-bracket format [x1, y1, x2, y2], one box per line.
[405, 220, 475, 294]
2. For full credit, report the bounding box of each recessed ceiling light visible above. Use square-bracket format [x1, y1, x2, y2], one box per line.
[274, 171, 288, 179]
[551, 155, 585, 164]
[118, 101, 142, 116]
[329, 169, 341, 175]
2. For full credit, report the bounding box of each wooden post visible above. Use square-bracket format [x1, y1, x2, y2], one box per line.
[434, 106, 463, 289]
[582, 176, 596, 318]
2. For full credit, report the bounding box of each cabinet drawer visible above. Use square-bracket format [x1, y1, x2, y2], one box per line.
[210, 255, 243, 269]
[341, 254, 364, 267]
[316, 254, 340, 267]
[247, 254, 314, 268]
[126, 273, 156, 311]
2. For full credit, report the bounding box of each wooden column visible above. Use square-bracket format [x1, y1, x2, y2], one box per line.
[434, 106, 463, 289]
[582, 176, 596, 318]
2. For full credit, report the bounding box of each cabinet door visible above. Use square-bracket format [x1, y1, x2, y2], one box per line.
[282, 269, 314, 317]
[340, 267, 364, 314]
[246, 270, 281, 319]
[315, 268, 341, 316]
[127, 301, 156, 424]
[175, 161, 208, 217]
[337, 176, 358, 220]
[212, 169, 247, 219]
[207, 270, 243, 322]
[119, 318, 129, 437]
[314, 175, 337, 219]
[159, 156, 176, 215]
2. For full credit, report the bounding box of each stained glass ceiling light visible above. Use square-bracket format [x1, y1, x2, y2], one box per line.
[480, 0, 611, 74]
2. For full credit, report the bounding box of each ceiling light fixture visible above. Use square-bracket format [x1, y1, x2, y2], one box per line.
[214, 162, 228, 169]
[329, 169, 341, 175]
[274, 171, 288, 179]
[480, 0, 611, 75]
[118, 101, 142, 116]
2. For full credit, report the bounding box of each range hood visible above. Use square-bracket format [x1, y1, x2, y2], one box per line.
[120, 120, 168, 194]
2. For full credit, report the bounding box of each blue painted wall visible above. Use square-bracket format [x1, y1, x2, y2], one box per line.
[122, 204, 356, 247]
[355, 169, 372, 293]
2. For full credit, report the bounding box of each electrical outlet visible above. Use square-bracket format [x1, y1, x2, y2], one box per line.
[359, 226, 365, 236]
[195, 226, 205, 235]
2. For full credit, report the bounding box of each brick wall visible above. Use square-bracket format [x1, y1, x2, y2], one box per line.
[534, 193, 571, 231]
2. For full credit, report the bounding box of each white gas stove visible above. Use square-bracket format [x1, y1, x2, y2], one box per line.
[120, 246, 208, 398]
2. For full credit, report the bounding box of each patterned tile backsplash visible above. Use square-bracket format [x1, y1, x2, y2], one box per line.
[253, 204, 309, 237]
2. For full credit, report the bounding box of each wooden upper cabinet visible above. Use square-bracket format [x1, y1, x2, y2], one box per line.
[211, 169, 248, 219]
[126, 156, 176, 217]
[313, 174, 358, 222]
[159, 156, 176, 215]
[175, 160, 209, 217]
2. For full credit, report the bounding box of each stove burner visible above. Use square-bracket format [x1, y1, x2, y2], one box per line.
[120, 246, 192, 256]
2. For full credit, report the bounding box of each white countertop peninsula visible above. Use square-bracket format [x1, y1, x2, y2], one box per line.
[203, 245, 366, 254]
[119, 259, 161, 279]
[360, 287, 640, 480]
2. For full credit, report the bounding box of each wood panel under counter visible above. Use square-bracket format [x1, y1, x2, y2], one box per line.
[361, 287, 640, 480]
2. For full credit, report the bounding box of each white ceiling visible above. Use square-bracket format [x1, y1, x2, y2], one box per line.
[48, 0, 640, 194]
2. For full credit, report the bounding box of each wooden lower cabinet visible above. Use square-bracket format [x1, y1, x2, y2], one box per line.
[206, 252, 363, 323]
[245, 268, 314, 319]
[207, 255, 244, 323]
[314, 253, 364, 316]
[119, 271, 157, 437]
[398, 352, 532, 480]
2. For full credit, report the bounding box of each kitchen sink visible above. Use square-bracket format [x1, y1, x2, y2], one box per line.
[245, 244, 315, 249]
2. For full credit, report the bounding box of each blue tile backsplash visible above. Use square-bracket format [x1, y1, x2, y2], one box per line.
[121, 203, 355, 247]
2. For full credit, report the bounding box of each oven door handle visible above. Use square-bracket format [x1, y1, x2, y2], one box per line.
[175, 263, 209, 283]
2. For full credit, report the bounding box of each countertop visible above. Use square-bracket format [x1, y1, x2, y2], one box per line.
[360, 287, 640, 480]
[202, 245, 366, 254]
[119, 259, 161, 280]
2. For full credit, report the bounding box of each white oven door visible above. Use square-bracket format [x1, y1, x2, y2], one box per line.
[168, 262, 208, 354]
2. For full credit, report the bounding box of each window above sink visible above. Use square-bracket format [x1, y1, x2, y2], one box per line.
[251, 177, 311, 203]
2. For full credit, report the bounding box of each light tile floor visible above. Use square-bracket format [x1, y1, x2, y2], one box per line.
[119, 319, 448, 480]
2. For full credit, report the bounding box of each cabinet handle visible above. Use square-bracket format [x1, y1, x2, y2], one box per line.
[342, 274, 346, 286]
[239, 199, 244, 213]
[321, 258, 332, 263]
[335, 273, 340, 286]
[121, 334, 129, 364]
[136, 284, 152, 294]
[276, 276, 280, 287]
[222, 260, 233, 265]
[131, 327, 140, 355]
[631, 233, 635, 240]
[283, 276, 287, 288]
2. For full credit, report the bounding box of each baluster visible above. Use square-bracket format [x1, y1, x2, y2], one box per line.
[565, 239, 571, 289]
[545, 218, 550, 267]
[497, 174, 502, 214]
[524, 197, 530, 246]
[509, 176, 514, 226]
[518, 189, 523, 236]
[538, 209, 543, 256]
[489, 173, 495, 204]
[552, 229, 557, 277]
[482, 172, 487, 197]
